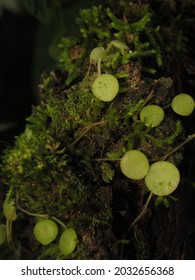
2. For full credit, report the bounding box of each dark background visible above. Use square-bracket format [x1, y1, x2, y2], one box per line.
[0, 0, 104, 148]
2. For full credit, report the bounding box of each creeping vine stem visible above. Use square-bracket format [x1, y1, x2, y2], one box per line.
[16, 193, 67, 230]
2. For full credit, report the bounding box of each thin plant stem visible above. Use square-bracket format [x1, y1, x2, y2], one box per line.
[93, 157, 121, 162]
[6, 218, 11, 242]
[162, 133, 195, 160]
[163, 103, 171, 109]
[128, 191, 153, 230]
[6, 219, 19, 259]
[133, 89, 154, 122]
[50, 216, 67, 230]
[70, 120, 105, 147]
[97, 59, 101, 75]
[120, 191, 153, 260]
[17, 204, 49, 219]
[17, 202, 67, 229]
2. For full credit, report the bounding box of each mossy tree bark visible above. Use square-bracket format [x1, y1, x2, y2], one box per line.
[0, 0, 195, 259]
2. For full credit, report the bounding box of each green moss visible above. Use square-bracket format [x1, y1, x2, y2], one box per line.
[0, 0, 193, 260]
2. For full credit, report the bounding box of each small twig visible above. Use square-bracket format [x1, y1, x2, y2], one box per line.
[143, 89, 155, 106]
[120, 191, 153, 259]
[124, 191, 153, 237]
[133, 89, 154, 122]
[70, 120, 105, 147]
[162, 133, 195, 161]
[130, 192, 153, 230]
[162, 103, 171, 109]
[93, 157, 121, 162]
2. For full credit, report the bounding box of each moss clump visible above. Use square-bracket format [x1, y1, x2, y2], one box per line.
[0, 1, 193, 259]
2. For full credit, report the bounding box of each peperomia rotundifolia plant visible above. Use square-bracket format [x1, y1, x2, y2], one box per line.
[0, 1, 195, 260]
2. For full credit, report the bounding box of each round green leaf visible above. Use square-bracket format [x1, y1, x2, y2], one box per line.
[34, 219, 58, 245]
[171, 93, 195, 116]
[145, 161, 180, 196]
[92, 74, 119, 102]
[140, 105, 164, 127]
[120, 150, 149, 180]
[3, 199, 17, 221]
[59, 228, 77, 256]
[110, 40, 128, 51]
[89, 47, 105, 63]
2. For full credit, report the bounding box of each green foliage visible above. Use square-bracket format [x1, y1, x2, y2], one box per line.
[146, 120, 183, 148]
[100, 162, 115, 183]
[155, 195, 177, 208]
[1, 0, 194, 260]
[58, 37, 83, 85]
[77, 6, 111, 40]
[106, 8, 162, 67]
[57, 2, 164, 85]
[106, 149, 125, 160]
